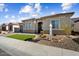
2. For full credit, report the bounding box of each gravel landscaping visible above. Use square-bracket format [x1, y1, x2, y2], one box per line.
[3, 33, 79, 52]
[36, 35, 79, 52]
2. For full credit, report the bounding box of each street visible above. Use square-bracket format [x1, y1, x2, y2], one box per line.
[0, 49, 10, 56]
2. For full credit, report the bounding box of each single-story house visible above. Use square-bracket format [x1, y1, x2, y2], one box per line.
[71, 17, 79, 32]
[0, 25, 2, 33]
[1, 23, 22, 33]
[22, 12, 74, 35]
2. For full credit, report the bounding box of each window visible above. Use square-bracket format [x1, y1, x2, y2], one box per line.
[29, 23, 32, 30]
[52, 20, 60, 29]
[29, 23, 31, 29]
[27, 23, 29, 30]
[25, 24, 28, 30]
[27, 23, 32, 30]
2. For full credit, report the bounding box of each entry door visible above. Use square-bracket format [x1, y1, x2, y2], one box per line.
[38, 22, 43, 33]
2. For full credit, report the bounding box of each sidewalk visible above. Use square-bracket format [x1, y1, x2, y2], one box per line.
[0, 36, 79, 56]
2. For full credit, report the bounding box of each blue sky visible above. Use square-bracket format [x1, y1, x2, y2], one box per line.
[0, 3, 79, 24]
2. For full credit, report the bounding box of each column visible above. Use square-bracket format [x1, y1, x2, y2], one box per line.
[49, 22, 52, 40]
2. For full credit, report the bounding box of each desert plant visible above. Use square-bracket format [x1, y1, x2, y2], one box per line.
[39, 31, 47, 39]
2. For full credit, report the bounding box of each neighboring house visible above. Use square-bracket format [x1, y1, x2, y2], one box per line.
[71, 17, 79, 32]
[1, 23, 7, 31]
[0, 23, 21, 33]
[0, 26, 1, 30]
[0, 25, 2, 33]
[22, 12, 74, 35]
[9, 23, 20, 33]
[19, 23, 23, 33]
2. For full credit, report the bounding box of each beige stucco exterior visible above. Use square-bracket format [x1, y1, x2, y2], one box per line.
[22, 12, 74, 35]
[1, 23, 20, 33]
[12, 24, 20, 32]
[73, 22, 79, 32]
[71, 17, 79, 32]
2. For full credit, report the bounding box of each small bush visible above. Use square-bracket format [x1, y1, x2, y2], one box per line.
[39, 31, 47, 39]
[39, 34, 46, 38]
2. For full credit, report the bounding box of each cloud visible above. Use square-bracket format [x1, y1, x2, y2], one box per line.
[4, 15, 17, 23]
[51, 12, 56, 15]
[19, 3, 42, 18]
[4, 15, 9, 19]
[34, 3, 41, 13]
[17, 16, 31, 23]
[20, 17, 30, 20]
[5, 8, 8, 12]
[19, 5, 33, 14]
[61, 3, 73, 11]
[11, 15, 15, 18]
[0, 3, 5, 12]
[28, 3, 34, 6]
[4, 19, 17, 24]
[0, 4, 9, 12]
[18, 3, 43, 21]
[32, 13, 39, 18]
[9, 19, 17, 23]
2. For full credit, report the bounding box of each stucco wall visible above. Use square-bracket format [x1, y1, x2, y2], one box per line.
[23, 14, 72, 34]
[13, 25, 20, 32]
[23, 20, 36, 33]
[60, 15, 72, 34]
[41, 15, 72, 34]
[74, 22, 79, 32]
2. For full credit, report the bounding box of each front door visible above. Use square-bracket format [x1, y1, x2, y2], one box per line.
[38, 22, 43, 33]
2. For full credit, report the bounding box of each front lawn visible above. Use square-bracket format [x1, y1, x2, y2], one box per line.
[7, 34, 35, 41]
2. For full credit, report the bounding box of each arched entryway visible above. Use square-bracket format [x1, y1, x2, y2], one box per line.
[8, 23, 13, 31]
[2, 24, 6, 31]
[38, 22, 43, 33]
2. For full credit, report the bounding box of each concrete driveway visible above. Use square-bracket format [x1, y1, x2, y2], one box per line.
[0, 36, 79, 56]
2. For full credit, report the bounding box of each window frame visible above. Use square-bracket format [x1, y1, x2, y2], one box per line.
[51, 20, 60, 29]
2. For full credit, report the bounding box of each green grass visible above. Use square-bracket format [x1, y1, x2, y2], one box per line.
[7, 34, 35, 41]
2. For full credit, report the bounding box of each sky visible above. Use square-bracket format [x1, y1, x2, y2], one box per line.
[0, 3, 79, 24]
